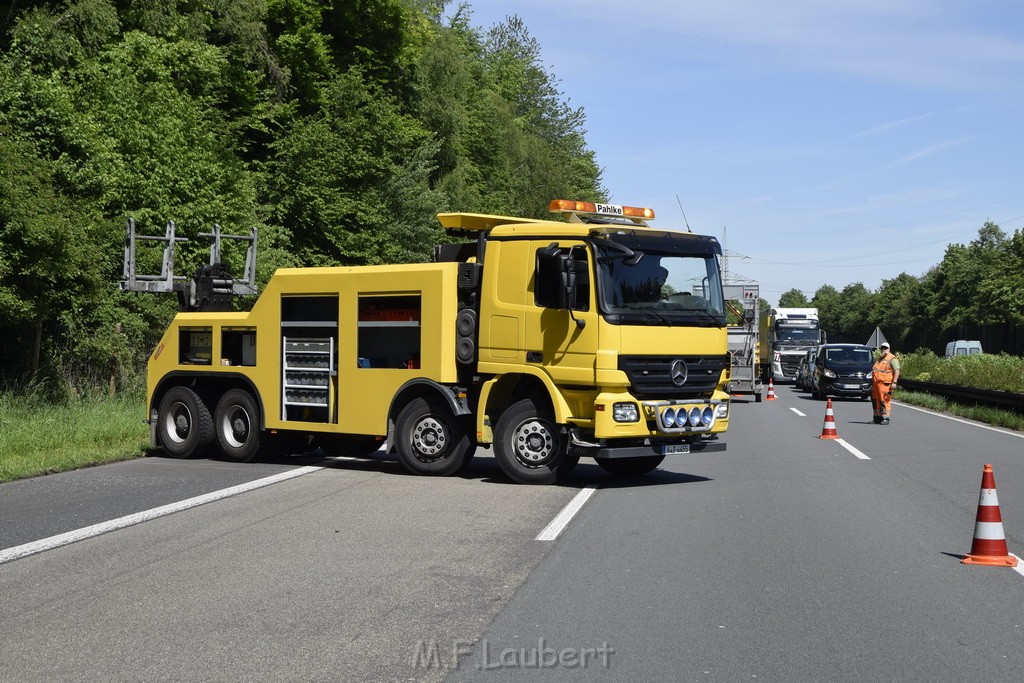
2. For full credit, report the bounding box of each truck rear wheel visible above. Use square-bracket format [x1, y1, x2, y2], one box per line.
[157, 386, 214, 458]
[214, 389, 263, 463]
[394, 396, 471, 476]
[493, 399, 569, 485]
[595, 455, 665, 477]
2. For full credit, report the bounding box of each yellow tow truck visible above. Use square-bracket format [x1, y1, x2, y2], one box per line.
[123, 200, 730, 483]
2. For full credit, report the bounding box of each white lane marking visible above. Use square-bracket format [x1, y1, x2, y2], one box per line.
[536, 486, 598, 541]
[789, 407, 806, 417]
[0, 465, 324, 566]
[1013, 555, 1024, 578]
[897, 402, 1024, 440]
[835, 438, 870, 460]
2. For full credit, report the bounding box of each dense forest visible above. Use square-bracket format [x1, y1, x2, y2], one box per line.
[773, 221, 1024, 356]
[0, 0, 605, 394]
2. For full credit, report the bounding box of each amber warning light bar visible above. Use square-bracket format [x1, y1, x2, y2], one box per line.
[549, 199, 655, 221]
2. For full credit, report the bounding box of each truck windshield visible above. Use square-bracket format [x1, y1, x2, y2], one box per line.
[593, 235, 725, 326]
[778, 327, 819, 343]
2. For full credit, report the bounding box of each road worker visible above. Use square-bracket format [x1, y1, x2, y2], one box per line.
[871, 342, 900, 425]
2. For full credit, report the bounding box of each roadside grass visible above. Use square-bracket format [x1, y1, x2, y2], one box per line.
[900, 352, 1024, 394]
[0, 393, 149, 483]
[897, 390, 1024, 432]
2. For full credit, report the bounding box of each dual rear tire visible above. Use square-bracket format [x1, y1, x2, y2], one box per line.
[156, 386, 267, 462]
[156, 387, 214, 458]
[213, 389, 263, 462]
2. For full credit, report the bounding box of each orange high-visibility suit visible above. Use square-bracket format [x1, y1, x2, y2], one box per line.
[871, 350, 899, 423]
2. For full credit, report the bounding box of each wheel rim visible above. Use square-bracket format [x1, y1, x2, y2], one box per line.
[164, 401, 192, 445]
[220, 404, 252, 449]
[411, 416, 448, 462]
[512, 418, 557, 467]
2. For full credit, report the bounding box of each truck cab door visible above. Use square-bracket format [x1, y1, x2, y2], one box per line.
[525, 241, 599, 384]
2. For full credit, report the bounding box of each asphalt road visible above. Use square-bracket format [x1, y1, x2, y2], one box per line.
[3, 386, 1024, 681]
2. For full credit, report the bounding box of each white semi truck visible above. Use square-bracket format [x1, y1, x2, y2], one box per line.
[759, 307, 825, 383]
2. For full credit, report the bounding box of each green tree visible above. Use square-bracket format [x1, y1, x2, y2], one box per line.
[812, 284, 841, 341]
[0, 131, 103, 377]
[778, 288, 809, 307]
[870, 272, 928, 352]
[932, 222, 1008, 334]
[975, 226, 1024, 326]
[834, 283, 875, 343]
[266, 69, 443, 266]
[480, 15, 604, 214]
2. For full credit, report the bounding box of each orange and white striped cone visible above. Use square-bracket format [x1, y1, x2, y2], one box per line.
[962, 464, 1018, 567]
[818, 398, 839, 439]
[765, 377, 777, 401]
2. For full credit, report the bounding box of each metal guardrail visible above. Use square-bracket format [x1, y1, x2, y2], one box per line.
[900, 378, 1024, 412]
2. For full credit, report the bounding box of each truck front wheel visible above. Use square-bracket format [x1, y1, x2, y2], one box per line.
[157, 386, 213, 458]
[394, 396, 471, 476]
[493, 399, 570, 485]
[214, 389, 263, 463]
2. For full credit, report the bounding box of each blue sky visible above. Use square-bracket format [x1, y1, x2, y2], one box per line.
[454, 1, 1024, 305]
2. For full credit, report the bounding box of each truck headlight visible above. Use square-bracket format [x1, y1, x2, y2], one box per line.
[688, 407, 702, 427]
[702, 406, 714, 426]
[716, 403, 729, 419]
[663, 407, 677, 427]
[613, 402, 639, 423]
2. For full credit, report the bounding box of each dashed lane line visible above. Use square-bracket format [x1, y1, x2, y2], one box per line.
[535, 486, 598, 541]
[788, 405, 869, 459]
[835, 438, 870, 460]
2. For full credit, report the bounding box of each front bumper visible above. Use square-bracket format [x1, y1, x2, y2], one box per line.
[582, 438, 727, 459]
[821, 378, 871, 397]
[593, 392, 730, 439]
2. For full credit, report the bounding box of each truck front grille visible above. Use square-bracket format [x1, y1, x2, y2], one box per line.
[618, 355, 728, 400]
[780, 357, 802, 376]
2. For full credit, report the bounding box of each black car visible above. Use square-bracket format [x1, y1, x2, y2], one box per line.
[795, 347, 817, 391]
[811, 343, 874, 400]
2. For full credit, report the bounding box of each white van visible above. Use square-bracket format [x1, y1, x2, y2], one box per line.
[945, 340, 983, 357]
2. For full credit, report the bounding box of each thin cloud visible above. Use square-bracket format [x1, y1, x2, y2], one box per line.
[893, 137, 976, 165]
[815, 188, 968, 218]
[854, 114, 933, 138]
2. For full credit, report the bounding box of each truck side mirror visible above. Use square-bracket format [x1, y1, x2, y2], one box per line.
[535, 244, 575, 310]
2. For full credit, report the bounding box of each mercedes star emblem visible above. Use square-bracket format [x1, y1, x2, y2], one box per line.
[670, 359, 688, 387]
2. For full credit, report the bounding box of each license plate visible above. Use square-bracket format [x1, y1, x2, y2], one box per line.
[662, 444, 690, 455]
[839, 384, 859, 389]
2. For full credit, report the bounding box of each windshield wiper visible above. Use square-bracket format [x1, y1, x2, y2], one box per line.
[681, 309, 725, 327]
[591, 237, 643, 265]
[627, 305, 672, 326]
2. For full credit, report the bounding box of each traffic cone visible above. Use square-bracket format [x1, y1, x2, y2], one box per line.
[818, 398, 839, 439]
[765, 377, 777, 401]
[962, 464, 1018, 567]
